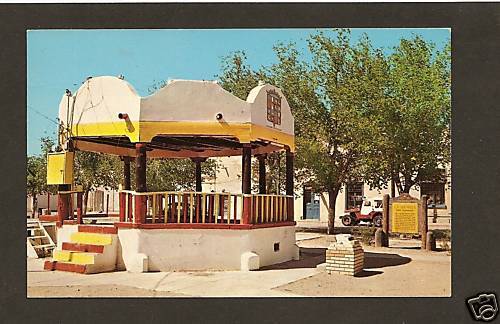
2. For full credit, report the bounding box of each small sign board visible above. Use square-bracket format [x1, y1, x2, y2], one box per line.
[391, 202, 419, 234]
[47, 151, 74, 185]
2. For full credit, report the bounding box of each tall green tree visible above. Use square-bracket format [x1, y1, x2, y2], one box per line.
[27, 137, 57, 217]
[73, 151, 122, 213]
[218, 30, 450, 234]
[145, 158, 218, 192]
[219, 30, 387, 233]
[376, 36, 451, 193]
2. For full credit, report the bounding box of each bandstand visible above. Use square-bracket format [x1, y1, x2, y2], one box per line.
[44, 76, 298, 273]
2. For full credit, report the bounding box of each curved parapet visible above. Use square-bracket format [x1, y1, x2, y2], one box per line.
[58, 76, 295, 157]
[59, 76, 141, 142]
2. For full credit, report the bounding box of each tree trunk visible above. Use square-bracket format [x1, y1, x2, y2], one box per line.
[327, 189, 339, 235]
[401, 175, 413, 193]
[31, 195, 38, 219]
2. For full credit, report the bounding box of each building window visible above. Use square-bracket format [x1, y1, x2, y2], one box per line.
[345, 182, 364, 210]
[302, 186, 320, 219]
[421, 183, 446, 208]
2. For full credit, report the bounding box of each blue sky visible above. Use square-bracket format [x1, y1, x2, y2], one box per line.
[27, 28, 450, 155]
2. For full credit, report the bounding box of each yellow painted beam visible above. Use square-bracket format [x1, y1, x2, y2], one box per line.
[71, 121, 295, 152]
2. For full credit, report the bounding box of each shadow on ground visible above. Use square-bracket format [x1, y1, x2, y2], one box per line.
[260, 248, 411, 274]
[260, 247, 326, 270]
[363, 252, 411, 269]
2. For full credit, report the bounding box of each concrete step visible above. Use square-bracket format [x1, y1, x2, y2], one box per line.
[53, 250, 100, 265]
[47, 250, 115, 274]
[45, 225, 119, 274]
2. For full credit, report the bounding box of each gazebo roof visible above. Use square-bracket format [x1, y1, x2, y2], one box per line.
[58, 76, 294, 158]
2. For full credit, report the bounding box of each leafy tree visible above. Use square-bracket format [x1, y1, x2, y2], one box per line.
[250, 152, 286, 194]
[73, 151, 122, 213]
[27, 155, 47, 217]
[26, 137, 57, 217]
[220, 30, 387, 234]
[218, 50, 262, 99]
[374, 36, 451, 193]
[144, 158, 219, 192]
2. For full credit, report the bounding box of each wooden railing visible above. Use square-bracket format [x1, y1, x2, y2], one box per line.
[118, 190, 294, 228]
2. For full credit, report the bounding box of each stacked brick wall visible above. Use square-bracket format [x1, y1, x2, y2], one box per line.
[326, 239, 364, 276]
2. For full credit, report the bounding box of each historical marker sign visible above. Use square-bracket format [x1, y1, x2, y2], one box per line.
[391, 202, 419, 234]
[381, 193, 430, 249]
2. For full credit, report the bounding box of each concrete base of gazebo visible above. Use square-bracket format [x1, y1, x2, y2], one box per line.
[117, 225, 299, 272]
[50, 224, 299, 273]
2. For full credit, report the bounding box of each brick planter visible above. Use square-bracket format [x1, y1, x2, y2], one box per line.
[325, 235, 364, 276]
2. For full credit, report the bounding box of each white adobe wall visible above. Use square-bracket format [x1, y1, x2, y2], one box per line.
[59, 76, 141, 129]
[55, 224, 79, 249]
[295, 181, 451, 223]
[117, 226, 298, 272]
[140, 80, 251, 123]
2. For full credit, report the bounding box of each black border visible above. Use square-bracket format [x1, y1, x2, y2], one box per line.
[2, 3, 500, 323]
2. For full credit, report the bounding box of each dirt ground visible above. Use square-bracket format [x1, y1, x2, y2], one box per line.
[273, 236, 451, 297]
[27, 235, 451, 297]
[28, 284, 187, 298]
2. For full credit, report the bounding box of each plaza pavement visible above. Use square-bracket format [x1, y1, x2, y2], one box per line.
[27, 233, 451, 297]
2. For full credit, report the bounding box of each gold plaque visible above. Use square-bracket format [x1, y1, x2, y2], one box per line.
[391, 202, 419, 234]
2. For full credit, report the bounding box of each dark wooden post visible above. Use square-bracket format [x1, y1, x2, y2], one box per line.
[123, 156, 131, 190]
[420, 195, 429, 250]
[285, 148, 294, 221]
[191, 157, 206, 192]
[56, 184, 71, 227]
[241, 144, 252, 224]
[257, 154, 267, 194]
[135, 143, 147, 224]
[195, 160, 202, 192]
[46, 192, 51, 215]
[76, 191, 83, 224]
[119, 192, 126, 222]
[135, 144, 147, 192]
[119, 156, 131, 223]
[382, 194, 390, 247]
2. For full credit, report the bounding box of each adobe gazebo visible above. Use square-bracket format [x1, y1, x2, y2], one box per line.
[44, 76, 298, 273]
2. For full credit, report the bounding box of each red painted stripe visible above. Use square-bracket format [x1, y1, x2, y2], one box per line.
[39, 215, 58, 222]
[44, 260, 56, 271]
[114, 221, 296, 230]
[62, 242, 104, 253]
[44, 260, 87, 274]
[78, 225, 118, 234]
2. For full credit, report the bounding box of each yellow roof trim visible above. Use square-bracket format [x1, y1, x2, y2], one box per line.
[71, 121, 295, 152]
